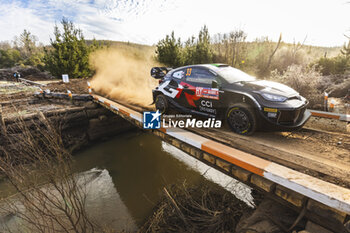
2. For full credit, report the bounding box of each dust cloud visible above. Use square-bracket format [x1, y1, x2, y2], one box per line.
[90, 46, 161, 108]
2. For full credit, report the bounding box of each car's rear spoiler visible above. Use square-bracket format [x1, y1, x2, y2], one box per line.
[150, 67, 172, 79]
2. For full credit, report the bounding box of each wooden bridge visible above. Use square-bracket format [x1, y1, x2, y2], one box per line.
[90, 94, 350, 233]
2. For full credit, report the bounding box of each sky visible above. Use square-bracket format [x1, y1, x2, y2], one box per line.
[0, 0, 349, 47]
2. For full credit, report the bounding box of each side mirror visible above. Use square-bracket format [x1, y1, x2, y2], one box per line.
[151, 67, 165, 79]
[212, 80, 219, 89]
[151, 67, 172, 79]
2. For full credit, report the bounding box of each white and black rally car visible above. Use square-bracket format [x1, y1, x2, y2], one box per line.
[151, 64, 311, 135]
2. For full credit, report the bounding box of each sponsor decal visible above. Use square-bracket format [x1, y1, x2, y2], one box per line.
[143, 110, 161, 129]
[201, 100, 212, 108]
[264, 107, 278, 113]
[158, 80, 181, 98]
[173, 70, 184, 79]
[199, 100, 216, 114]
[157, 80, 219, 107]
[267, 112, 278, 118]
[196, 87, 219, 100]
[179, 82, 200, 107]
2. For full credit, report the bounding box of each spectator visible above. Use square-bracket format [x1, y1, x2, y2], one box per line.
[13, 71, 20, 82]
[13, 72, 17, 82]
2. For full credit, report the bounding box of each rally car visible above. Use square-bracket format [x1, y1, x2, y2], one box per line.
[151, 64, 311, 135]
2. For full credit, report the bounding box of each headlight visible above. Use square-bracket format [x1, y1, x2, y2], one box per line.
[261, 93, 287, 102]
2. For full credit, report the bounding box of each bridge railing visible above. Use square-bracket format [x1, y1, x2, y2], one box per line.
[92, 94, 350, 233]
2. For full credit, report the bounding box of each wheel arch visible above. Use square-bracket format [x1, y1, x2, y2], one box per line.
[225, 91, 262, 110]
[152, 90, 163, 103]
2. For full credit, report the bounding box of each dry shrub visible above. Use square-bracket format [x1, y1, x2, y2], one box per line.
[141, 182, 252, 233]
[270, 65, 323, 108]
[0, 113, 97, 232]
[319, 74, 350, 98]
[271, 47, 307, 73]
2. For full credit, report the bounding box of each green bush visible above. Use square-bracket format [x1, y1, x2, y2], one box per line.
[0, 30, 45, 69]
[0, 49, 21, 68]
[314, 55, 350, 75]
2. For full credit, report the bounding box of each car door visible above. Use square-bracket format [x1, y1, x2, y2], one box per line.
[183, 67, 220, 116]
[166, 68, 190, 109]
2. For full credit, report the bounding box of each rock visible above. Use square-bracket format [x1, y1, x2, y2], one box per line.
[84, 102, 98, 109]
[99, 115, 107, 121]
[312, 104, 323, 110]
[305, 221, 333, 233]
[344, 220, 350, 232]
[328, 78, 350, 98]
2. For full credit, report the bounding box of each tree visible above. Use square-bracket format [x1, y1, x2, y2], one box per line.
[192, 25, 213, 64]
[211, 30, 248, 69]
[155, 31, 183, 67]
[262, 33, 282, 75]
[155, 26, 213, 67]
[183, 36, 196, 65]
[14, 30, 37, 60]
[228, 30, 247, 67]
[13, 30, 45, 67]
[0, 30, 44, 68]
[0, 41, 11, 50]
[341, 36, 350, 58]
[0, 49, 21, 68]
[253, 35, 283, 78]
[44, 18, 99, 78]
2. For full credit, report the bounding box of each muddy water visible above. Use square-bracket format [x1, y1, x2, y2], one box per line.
[0, 131, 253, 232]
[73, 131, 253, 231]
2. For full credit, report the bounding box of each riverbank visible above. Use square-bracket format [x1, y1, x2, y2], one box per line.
[0, 95, 135, 155]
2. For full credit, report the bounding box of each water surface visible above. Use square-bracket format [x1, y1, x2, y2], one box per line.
[73, 131, 253, 229]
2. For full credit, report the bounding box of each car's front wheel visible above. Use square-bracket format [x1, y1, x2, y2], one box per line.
[226, 103, 257, 135]
[155, 94, 168, 114]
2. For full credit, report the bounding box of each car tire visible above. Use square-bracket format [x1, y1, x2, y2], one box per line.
[155, 94, 168, 114]
[226, 103, 257, 135]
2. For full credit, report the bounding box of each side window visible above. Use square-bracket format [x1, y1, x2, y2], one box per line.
[185, 68, 216, 85]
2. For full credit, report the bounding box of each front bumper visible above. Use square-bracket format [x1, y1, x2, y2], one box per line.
[258, 104, 311, 130]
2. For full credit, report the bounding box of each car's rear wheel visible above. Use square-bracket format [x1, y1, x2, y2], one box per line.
[155, 94, 168, 114]
[226, 103, 257, 135]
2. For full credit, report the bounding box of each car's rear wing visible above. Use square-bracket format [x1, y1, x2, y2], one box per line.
[150, 67, 172, 79]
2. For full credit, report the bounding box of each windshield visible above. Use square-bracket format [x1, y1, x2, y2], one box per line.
[217, 67, 255, 83]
